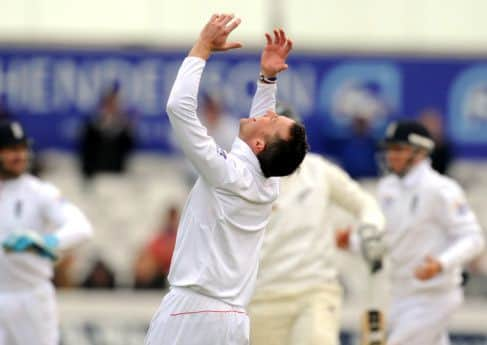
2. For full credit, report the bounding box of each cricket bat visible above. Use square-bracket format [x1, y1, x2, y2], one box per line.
[361, 309, 385, 345]
[361, 270, 386, 345]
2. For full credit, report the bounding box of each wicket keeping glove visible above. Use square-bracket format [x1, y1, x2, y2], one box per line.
[358, 224, 386, 274]
[2, 231, 59, 261]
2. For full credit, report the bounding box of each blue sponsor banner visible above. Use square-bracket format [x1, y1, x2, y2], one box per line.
[1, 47, 487, 157]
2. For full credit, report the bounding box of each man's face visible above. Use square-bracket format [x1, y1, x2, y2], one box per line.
[239, 110, 295, 150]
[385, 144, 416, 175]
[0, 144, 29, 178]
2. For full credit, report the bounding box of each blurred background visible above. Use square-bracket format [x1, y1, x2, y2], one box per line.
[2, 0, 487, 344]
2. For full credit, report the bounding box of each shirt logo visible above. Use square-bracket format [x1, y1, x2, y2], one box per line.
[14, 200, 23, 218]
[410, 195, 418, 213]
[216, 146, 227, 159]
[11, 122, 24, 139]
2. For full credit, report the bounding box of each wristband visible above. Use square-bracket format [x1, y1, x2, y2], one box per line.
[259, 74, 277, 84]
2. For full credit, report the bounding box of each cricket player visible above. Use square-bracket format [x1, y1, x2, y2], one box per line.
[0, 121, 93, 345]
[144, 14, 308, 345]
[248, 105, 385, 345]
[338, 120, 485, 345]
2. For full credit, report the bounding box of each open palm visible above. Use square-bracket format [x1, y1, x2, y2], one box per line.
[200, 14, 242, 52]
[261, 29, 293, 77]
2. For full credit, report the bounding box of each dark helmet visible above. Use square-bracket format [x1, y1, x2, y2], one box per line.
[381, 120, 434, 152]
[0, 121, 30, 149]
[276, 102, 302, 123]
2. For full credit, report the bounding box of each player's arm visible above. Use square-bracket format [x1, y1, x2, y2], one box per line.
[327, 162, 386, 272]
[3, 184, 93, 261]
[327, 163, 385, 230]
[248, 29, 292, 118]
[416, 183, 485, 280]
[42, 184, 93, 251]
[166, 14, 242, 186]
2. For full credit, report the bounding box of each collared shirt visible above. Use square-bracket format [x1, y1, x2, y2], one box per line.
[0, 174, 92, 291]
[166, 57, 279, 307]
[253, 153, 385, 299]
[378, 160, 485, 296]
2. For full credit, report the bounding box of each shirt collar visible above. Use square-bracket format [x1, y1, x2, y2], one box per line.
[230, 137, 264, 177]
[401, 159, 431, 188]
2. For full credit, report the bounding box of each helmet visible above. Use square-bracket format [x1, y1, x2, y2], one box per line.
[0, 121, 30, 149]
[381, 120, 434, 152]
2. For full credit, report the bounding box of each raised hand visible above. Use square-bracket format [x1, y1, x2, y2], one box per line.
[261, 29, 293, 77]
[190, 14, 243, 60]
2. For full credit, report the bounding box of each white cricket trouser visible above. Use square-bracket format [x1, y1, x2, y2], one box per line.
[0, 284, 58, 345]
[248, 283, 342, 345]
[387, 288, 463, 345]
[145, 287, 249, 345]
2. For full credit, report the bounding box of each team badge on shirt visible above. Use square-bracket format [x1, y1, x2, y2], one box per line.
[410, 195, 418, 213]
[14, 200, 23, 218]
[216, 146, 227, 159]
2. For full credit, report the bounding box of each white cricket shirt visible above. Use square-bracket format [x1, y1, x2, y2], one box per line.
[166, 57, 279, 307]
[253, 153, 385, 299]
[378, 160, 485, 297]
[0, 174, 92, 291]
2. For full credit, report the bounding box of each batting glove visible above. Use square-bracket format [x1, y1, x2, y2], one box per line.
[2, 231, 59, 261]
[358, 224, 386, 274]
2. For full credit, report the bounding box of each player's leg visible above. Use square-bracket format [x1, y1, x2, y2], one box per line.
[290, 283, 342, 345]
[399, 328, 447, 345]
[0, 328, 7, 345]
[439, 332, 450, 345]
[248, 296, 297, 345]
[0, 295, 9, 345]
[0, 292, 21, 345]
[388, 290, 462, 345]
[146, 288, 249, 345]
[33, 285, 59, 345]
[0, 325, 15, 345]
[9, 285, 59, 345]
[0, 307, 13, 345]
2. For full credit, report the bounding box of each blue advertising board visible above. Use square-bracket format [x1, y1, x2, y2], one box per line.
[1, 47, 487, 158]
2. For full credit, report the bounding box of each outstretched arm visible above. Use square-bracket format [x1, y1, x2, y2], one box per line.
[249, 29, 293, 118]
[166, 14, 243, 186]
[328, 161, 386, 272]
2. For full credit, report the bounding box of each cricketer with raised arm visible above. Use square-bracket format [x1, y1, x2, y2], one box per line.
[145, 14, 308, 345]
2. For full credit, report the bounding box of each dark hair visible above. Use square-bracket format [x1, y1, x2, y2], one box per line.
[257, 122, 308, 178]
